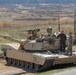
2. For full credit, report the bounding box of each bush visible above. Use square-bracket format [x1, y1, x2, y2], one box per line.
[0, 21, 12, 28]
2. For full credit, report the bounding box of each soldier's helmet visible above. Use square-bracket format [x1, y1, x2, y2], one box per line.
[47, 27, 52, 33]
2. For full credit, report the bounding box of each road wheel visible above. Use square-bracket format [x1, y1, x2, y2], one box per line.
[29, 63, 33, 69]
[11, 59, 15, 65]
[7, 58, 12, 64]
[15, 59, 18, 65]
[17, 60, 19, 66]
[19, 60, 22, 66]
[21, 61, 24, 67]
[24, 62, 29, 68]
[34, 64, 39, 71]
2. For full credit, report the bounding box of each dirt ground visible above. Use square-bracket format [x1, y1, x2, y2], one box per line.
[0, 60, 34, 75]
[0, 54, 35, 75]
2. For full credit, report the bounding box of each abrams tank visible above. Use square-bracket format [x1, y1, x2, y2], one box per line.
[0, 33, 76, 72]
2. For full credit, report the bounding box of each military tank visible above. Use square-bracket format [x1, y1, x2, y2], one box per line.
[0, 31, 76, 71]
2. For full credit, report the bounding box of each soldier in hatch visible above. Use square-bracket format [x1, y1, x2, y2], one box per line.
[43, 27, 55, 44]
[44, 27, 52, 40]
[27, 29, 40, 40]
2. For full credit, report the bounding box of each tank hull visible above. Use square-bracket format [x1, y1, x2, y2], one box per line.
[1, 43, 76, 71]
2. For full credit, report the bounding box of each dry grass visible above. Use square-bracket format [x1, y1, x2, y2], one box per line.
[0, 21, 13, 28]
[13, 18, 74, 27]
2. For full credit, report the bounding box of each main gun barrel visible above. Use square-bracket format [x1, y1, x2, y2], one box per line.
[0, 34, 29, 45]
[0, 34, 30, 49]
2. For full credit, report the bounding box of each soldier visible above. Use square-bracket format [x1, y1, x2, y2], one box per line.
[44, 27, 52, 41]
[30, 30, 38, 40]
[43, 27, 55, 44]
[57, 31, 66, 52]
[27, 29, 40, 40]
[47, 27, 52, 36]
[27, 30, 32, 40]
[65, 32, 73, 55]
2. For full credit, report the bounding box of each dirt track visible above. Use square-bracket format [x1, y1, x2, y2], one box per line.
[0, 59, 35, 75]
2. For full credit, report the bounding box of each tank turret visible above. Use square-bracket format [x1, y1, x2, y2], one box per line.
[0, 34, 60, 51]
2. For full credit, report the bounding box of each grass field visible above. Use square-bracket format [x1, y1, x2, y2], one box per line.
[0, 24, 74, 38]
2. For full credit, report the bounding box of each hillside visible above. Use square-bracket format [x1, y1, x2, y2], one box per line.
[0, 0, 76, 5]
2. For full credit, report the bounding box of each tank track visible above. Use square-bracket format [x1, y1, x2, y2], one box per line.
[5, 57, 53, 72]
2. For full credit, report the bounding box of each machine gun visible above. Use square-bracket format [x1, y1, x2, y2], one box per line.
[26, 29, 40, 40]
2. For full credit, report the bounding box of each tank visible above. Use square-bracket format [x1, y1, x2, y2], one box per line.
[0, 33, 76, 72]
